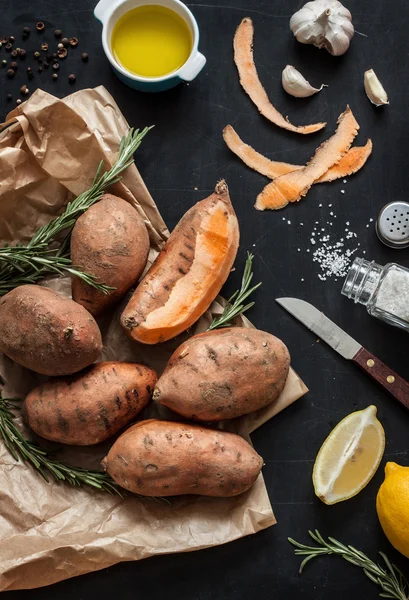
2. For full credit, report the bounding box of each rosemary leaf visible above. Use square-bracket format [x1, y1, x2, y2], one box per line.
[0, 395, 122, 496]
[0, 127, 153, 296]
[289, 531, 409, 600]
[207, 252, 261, 330]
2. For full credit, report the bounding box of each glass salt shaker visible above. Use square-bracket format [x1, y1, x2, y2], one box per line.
[342, 257, 409, 333]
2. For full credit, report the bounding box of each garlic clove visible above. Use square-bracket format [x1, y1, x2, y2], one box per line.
[364, 69, 389, 107]
[282, 65, 327, 98]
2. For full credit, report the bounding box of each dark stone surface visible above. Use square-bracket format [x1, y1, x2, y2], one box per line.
[1, 0, 408, 598]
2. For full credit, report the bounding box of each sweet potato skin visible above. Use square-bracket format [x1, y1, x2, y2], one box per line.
[120, 181, 239, 344]
[23, 362, 157, 445]
[153, 328, 290, 421]
[71, 194, 150, 316]
[102, 419, 263, 496]
[0, 285, 102, 376]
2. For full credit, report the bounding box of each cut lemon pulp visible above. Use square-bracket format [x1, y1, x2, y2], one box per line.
[313, 405, 385, 505]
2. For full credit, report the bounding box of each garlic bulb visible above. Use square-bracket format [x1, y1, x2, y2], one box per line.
[282, 65, 326, 98]
[364, 69, 389, 107]
[290, 0, 354, 57]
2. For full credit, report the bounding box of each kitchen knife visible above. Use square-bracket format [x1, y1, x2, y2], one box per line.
[276, 297, 409, 408]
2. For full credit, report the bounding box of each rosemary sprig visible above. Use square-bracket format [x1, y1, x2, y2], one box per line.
[289, 530, 409, 600]
[208, 252, 261, 330]
[0, 127, 153, 296]
[0, 395, 122, 496]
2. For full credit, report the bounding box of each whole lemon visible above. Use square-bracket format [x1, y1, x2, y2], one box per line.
[376, 462, 409, 558]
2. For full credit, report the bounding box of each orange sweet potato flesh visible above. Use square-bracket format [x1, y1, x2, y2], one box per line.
[101, 419, 263, 497]
[255, 106, 359, 210]
[121, 180, 239, 344]
[23, 362, 157, 445]
[223, 125, 372, 183]
[234, 18, 326, 135]
[71, 194, 150, 317]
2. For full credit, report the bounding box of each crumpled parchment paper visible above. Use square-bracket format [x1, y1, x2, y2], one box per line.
[0, 87, 308, 591]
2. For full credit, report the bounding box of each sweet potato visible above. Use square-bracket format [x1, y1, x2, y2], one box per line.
[153, 328, 290, 421]
[71, 193, 150, 316]
[101, 419, 263, 497]
[23, 362, 157, 445]
[121, 180, 239, 344]
[0, 285, 102, 376]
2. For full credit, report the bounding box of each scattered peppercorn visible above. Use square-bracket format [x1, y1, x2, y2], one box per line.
[16, 99, 22, 105]
[34, 51, 40, 59]
[36, 22, 45, 32]
[7, 68, 15, 78]
[69, 37, 78, 47]
[57, 43, 63, 49]
[54, 29, 62, 38]
[10, 49, 18, 58]
[1, 60, 6, 67]
[61, 37, 69, 47]
[22, 26, 30, 37]
[57, 47, 67, 59]
[10, 61, 18, 70]
[52, 72, 58, 80]
[37, 66, 43, 72]
[28, 71, 33, 79]
[5, 43, 12, 52]
[15, 47, 20, 52]
[20, 85, 29, 95]
[43, 61, 49, 68]
[52, 62, 59, 70]
[41, 42, 48, 51]
[81, 52, 88, 62]
[9, 36, 15, 43]
[0, 37, 8, 45]
[68, 73, 76, 83]
[18, 48, 26, 58]
[6, 93, 12, 101]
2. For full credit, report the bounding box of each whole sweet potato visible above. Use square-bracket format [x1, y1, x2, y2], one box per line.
[153, 327, 290, 421]
[102, 419, 263, 496]
[23, 362, 157, 445]
[121, 180, 239, 344]
[71, 193, 150, 316]
[0, 285, 102, 376]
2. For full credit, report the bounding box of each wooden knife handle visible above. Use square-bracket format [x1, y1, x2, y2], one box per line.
[353, 347, 409, 409]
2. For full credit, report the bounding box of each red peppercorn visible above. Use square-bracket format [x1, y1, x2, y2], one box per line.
[69, 37, 78, 47]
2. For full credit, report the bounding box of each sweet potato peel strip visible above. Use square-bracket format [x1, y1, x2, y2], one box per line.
[255, 106, 360, 210]
[223, 125, 372, 184]
[234, 18, 326, 135]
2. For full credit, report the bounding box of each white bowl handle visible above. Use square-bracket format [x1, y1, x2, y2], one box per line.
[94, 0, 114, 23]
[178, 52, 206, 82]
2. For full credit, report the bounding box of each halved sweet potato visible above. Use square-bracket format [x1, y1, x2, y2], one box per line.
[121, 181, 239, 344]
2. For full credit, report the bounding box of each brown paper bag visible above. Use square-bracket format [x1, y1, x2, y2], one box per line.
[0, 87, 308, 591]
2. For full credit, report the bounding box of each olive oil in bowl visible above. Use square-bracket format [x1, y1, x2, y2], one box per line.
[111, 5, 193, 78]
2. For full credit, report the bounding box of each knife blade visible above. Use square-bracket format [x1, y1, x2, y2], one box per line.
[276, 297, 409, 409]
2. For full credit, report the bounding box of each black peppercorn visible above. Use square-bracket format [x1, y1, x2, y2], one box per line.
[41, 42, 48, 51]
[38, 66, 43, 73]
[69, 37, 78, 47]
[18, 48, 26, 57]
[44, 61, 49, 68]
[52, 72, 58, 80]
[54, 29, 62, 38]
[52, 62, 59, 70]
[68, 73, 76, 83]
[61, 37, 69, 47]
[36, 22, 45, 32]
[10, 49, 18, 58]
[22, 26, 30, 37]
[34, 51, 40, 59]
[16, 99, 22, 105]
[9, 36, 15, 43]
[10, 61, 18, 70]
[5, 43, 13, 52]
[7, 68, 15, 78]
[57, 47, 68, 59]
[20, 85, 29, 95]
[81, 52, 88, 62]
[6, 93, 12, 101]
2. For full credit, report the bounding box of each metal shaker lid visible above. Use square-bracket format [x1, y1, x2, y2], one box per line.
[376, 201, 409, 249]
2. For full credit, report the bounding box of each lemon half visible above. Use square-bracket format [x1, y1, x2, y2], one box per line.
[313, 405, 385, 505]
